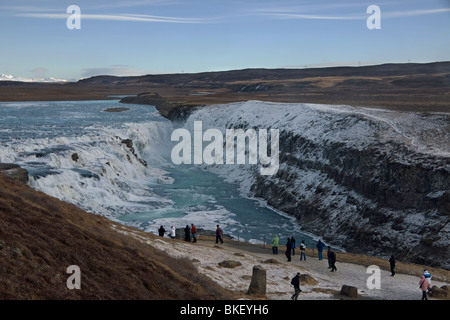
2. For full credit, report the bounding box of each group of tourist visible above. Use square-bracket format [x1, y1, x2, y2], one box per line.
[157, 224, 224, 244]
[157, 226, 436, 301]
[271, 235, 337, 271]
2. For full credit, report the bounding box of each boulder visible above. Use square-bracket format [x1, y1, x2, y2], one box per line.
[0, 163, 29, 184]
[218, 260, 242, 268]
[247, 265, 266, 295]
[340, 285, 359, 298]
[261, 258, 279, 264]
[71, 153, 79, 162]
[441, 285, 450, 293]
[430, 286, 449, 298]
[300, 274, 318, 286]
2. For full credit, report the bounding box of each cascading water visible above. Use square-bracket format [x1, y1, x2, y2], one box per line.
[0, 100, 310, 246]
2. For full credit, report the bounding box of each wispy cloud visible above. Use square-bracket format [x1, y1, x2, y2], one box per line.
[16, 12, 212, 24]
[383, 8, 450, 18]
[253, 4, 450, 21]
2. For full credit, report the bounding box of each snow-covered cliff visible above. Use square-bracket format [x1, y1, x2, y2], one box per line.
[177, 101, 450, 269]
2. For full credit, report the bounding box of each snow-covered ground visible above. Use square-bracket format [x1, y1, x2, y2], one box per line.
[112, 225, 449, 300]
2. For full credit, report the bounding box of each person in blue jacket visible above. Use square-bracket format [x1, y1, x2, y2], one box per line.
[316, 239, 325, 260]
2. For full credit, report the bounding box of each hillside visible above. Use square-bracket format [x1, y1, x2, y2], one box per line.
[0, 172, 234, 300]
[1, 170, 448, 302]
[1, 62, 449, 113]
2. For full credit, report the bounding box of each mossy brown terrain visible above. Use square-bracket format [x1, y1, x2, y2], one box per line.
[0, 173, 234, 300]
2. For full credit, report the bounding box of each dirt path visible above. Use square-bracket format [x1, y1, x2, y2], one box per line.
[112, 226, 449, 300]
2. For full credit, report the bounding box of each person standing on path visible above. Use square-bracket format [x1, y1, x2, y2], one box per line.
[170, 226, 176, 239]
[290, 236, 296, 256]
[191, 223, 198, 243]
[290, 272, 302, 300]
[271, 234, 279, 255]
[184, 225, 191, 242]
[215, 225, 224, 244]
[389, 255, 396, 276]
[423, 270, 432, 286]
[158, 225, 165, 237]
[299, 240, 306, 261]
[329, 248, 337, 272]
[327, 246, 332, 268]
[316, 239, 325, 260]
[419, 275, 431, 300]
[285, 238, 292, 262]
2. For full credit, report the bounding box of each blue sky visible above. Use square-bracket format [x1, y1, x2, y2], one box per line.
[1, 0, 449, 81]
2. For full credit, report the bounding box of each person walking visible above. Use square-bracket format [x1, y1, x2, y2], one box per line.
[215, 225, 224, 244]
[271, 234, 279, 255]
[290, 236, 296, 256]
[316, 239, 325, 260]
[191, 223, 198, 243]
[329, 248, 337, 272]
[170, 226, 176, 239]
[419, 275, 431, 300]
[285, 238, 292, 262]
[290, 272, 302, 300]
[299, 240, 306, 261]
[389, 255, 396, 276]
[158, 225, 165, 237]
[327, 246, 332, 268]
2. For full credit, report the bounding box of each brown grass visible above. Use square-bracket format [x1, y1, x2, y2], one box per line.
[0, 173, 235, 300]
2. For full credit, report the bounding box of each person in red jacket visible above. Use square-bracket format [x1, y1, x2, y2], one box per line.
[191, 223, 198, 243]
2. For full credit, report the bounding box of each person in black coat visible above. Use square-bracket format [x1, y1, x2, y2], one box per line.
[290, 272, 302, 300]
[285, 238, 292, 262]
[158, 225, 165, 237]
[389, 255, 396, 276]
[329, 248, 337, 272]
[184, 225, 191, 242]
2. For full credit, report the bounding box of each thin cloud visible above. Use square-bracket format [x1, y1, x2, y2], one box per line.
[16, 12, 213, 24]
[257, 12, 364, 21]
[254, 5, 450, 21]
[383, 8, 450, 18]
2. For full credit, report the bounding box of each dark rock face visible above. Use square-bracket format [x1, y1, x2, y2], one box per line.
[183, 101, 449, 270]
[0, 163, 29, 184]
[251, 130, 449, 269]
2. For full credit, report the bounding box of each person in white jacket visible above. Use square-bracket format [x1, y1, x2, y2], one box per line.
[170, 226, 176, 239]
[423, 270, 432, 286]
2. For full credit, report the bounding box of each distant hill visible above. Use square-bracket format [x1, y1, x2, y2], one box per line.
[1, 61, 449, 113]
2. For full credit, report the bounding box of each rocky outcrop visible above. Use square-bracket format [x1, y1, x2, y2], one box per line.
[251, 130, 449, 269]
[181, 101, 450, 270]
[120, 92, 174, 117]
[120, 139, 147, 167]
[0, 163, 29, 184]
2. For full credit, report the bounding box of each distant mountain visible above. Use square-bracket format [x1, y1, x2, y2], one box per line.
[1, 61, 449, 113]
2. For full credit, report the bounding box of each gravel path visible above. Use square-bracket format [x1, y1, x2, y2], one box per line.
[113, 226, 449, 300]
